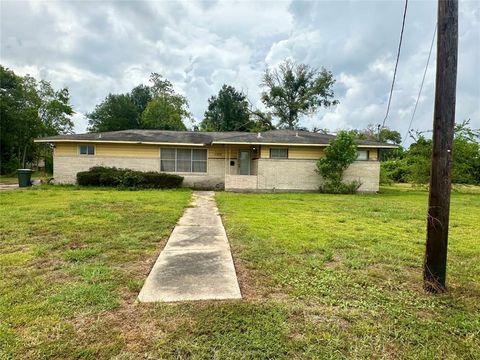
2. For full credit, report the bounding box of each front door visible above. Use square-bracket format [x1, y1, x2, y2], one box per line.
[239, 150, 250, 175]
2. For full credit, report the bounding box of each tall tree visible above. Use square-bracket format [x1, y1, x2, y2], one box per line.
[201, 85, 252, 131]
[140, 97, 188, 131]
[37, 80, 74, 135]
[130, 84, 152, 115]
[87, 94, 139, 132]
[352, 124, 402, 144]
[248, 108, 276, 132]
[0, 65, 73, 173]
[261, 59, 339, 129]
[87, 73, 190, 132]
[140, 73, 190, 131]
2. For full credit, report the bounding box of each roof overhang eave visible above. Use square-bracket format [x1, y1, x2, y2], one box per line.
[212, 141, 398, 148]
[212, 141, 330, 146]
[33, 139, 208, 146]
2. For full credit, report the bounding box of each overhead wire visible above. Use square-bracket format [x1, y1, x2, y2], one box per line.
[402, 24, 437, 146]
[381, 0, 409, 129]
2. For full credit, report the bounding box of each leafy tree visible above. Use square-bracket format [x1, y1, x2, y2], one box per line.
[140, 97, 187, 131]
[87, 94, 139, 132]
[379, 127, 402, 145]
[130, 84, 152, 114]
[405, 134, 432, 183]
[261, 59, 338, 129]
[316, 131, 360, 193]
[347, 125, 402, 145]
[201, 85, 252, 131]
[381, 120, 480, 185]
[346, 125, 403, 162]
[0, 65, 74, 173]
[87, 73, 189, 132]
[139, 73, 190, 130]
[248, 108, 276, 132]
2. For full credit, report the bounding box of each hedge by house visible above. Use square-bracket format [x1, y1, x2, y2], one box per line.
[77, 166, 183, 189]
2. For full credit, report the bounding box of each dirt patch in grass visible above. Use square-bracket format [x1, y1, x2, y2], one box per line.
[229, 248, 258, 299]
[323, 253, 343, 269]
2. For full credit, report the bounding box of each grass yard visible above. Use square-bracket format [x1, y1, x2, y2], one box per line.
[216, 186, 480, 359]
[1, 185, 479, 359]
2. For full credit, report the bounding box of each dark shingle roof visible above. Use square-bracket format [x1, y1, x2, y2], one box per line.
[36, 129, 397, 148]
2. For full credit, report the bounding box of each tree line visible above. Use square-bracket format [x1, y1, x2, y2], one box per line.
[381, 120, 480, 185]
[1, 62, 478, 184]
[87, 59, 338, 133]
[1, 65, 74, 174]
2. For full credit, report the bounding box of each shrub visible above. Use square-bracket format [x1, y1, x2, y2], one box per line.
[316, 131, 360, 194]
[381, 159, 409, 183]
[319, 180, 361, 194]
[77, 171, 101, 186]
[140, 171, 184, 189]
[76, 167, 183, 189]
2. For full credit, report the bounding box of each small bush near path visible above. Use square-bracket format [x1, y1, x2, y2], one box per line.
[76, 166, 183, 189]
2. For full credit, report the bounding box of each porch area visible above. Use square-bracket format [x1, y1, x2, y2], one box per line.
[222, 143, 261, 191]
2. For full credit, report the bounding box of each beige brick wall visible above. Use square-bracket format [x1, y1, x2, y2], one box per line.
[54, 149, 380, 192]
[180, 159, 225, 189]
[343, 161, 380, 192]
[53, 155, 227, 189]
[225, 175, 258, 190]
[257, 159, 321, 190]
[254, 159, 380, 192]
[53, 156, 161, 184]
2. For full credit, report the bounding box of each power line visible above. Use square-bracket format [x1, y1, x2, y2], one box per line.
[381, 0, 409, 129]
[402, 24, 437, 146]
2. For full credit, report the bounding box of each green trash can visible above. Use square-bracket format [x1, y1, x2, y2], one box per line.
[17, 169, 33, 187]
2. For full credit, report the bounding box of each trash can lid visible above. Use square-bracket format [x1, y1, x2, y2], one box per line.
[17, 169, 33, 172]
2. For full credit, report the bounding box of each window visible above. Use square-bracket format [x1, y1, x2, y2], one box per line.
[192, 149, 207, 173]
[356, 150, 369, 161]
[160, 148, 175, 171]
[79, 145, 95, 155]
[270, 148, 288, 159]
[177, 149, 192, 172]
[161, 148, 207, 173]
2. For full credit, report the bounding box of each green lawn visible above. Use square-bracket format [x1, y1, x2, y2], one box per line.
[1, 186, 479, 359]
[216, 186, 480, 359]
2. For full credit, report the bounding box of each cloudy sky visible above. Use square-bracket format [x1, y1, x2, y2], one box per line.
[1, 0, 479, 143]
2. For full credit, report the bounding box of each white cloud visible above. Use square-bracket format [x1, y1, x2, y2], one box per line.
[0, 0, 478, 144]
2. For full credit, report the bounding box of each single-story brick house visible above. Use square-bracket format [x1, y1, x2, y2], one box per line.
[35, 129, 397, 192]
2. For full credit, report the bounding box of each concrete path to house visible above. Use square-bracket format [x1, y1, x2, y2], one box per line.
[0, 184, 19, 190]
[137, 191, 242, 302]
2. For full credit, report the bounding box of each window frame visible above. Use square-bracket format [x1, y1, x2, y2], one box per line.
[78, 144, 95, 156]
[160, 148, 208, 173]
[269, 147, 289, 159]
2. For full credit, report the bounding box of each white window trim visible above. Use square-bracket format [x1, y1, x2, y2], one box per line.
[78, 144, 95, 156]
[160, 148, 208, 173]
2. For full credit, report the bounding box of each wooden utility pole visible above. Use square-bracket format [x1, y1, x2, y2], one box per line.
[423, 0, 458, 293]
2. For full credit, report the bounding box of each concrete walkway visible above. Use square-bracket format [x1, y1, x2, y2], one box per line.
[0, 184, 19, 190]
[138, 191, 242, 302]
